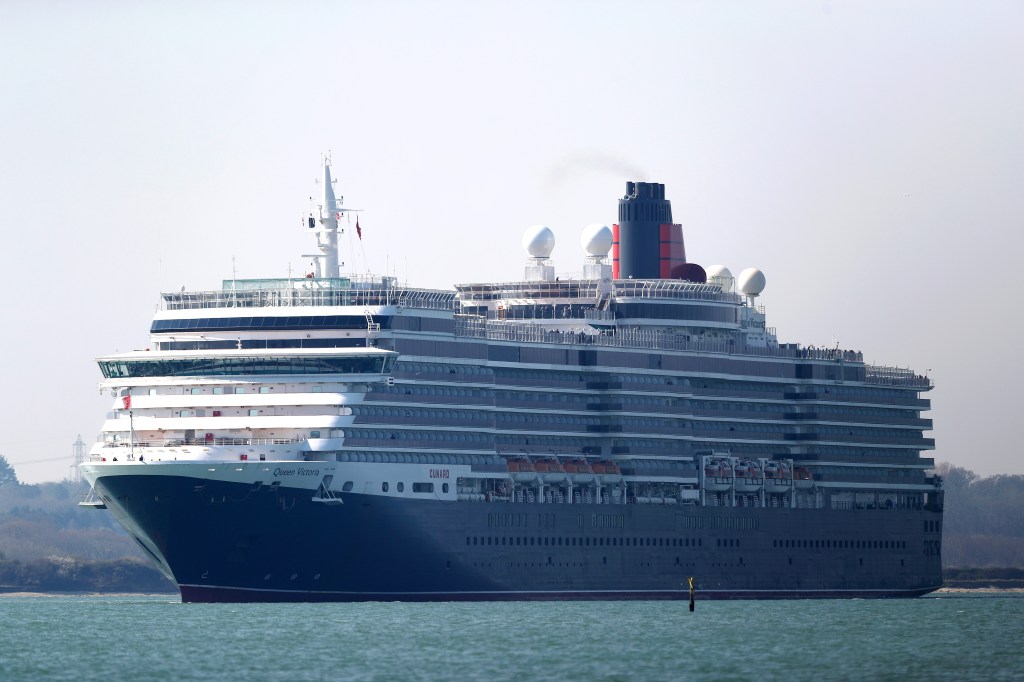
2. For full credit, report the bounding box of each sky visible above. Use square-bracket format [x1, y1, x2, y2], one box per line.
[1, 0, 1021, 483]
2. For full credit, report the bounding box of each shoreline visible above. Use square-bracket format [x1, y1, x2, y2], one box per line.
[3, 587, 1023, 598]
[935, 587, 1024, 593]
[0, 591, 178, 598]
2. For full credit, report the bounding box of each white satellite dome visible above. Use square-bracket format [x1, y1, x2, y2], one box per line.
[737, 267, 766, 296]
[580, 223, 613, 257]
[705, 264, 734, 292]
[522, 225, 555, 258]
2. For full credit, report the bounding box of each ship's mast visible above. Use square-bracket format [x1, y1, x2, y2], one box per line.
[309, 155, 343, 278]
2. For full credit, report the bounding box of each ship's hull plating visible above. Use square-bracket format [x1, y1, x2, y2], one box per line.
[92, 471, 943, 603]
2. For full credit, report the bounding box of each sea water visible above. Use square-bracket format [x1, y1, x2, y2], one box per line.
[1, 593, 1021, 681]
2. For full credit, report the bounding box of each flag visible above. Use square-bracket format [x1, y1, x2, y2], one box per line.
[356, 217, 362, 240]
[122, 394, 131, 410]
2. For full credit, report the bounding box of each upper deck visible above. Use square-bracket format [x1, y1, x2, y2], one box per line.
[161, 277, 456, 313]
[151, 276, 931, 390]
[161, 276, 743, 314]
[455, 278, 740, 305]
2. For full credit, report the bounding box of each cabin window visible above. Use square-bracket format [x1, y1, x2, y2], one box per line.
[312, 386, 323, 393]
[213, 387, 224, 395]
[179, 410, 192, 417]
[412, 482, 434, 494]
[397, 482, 404, 493]
[382, 482, 389, 493]
[234, 387, 245, 394]
[190, 388, 202, 395]
[341, 481, 353, 492]
[248, 409, 259, 417]
[259, 387, 271, 394]
[442, 483, 449, 494]
[310, 431, 321, 439]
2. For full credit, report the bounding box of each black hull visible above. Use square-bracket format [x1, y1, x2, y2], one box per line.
[96, 473, 944, 603]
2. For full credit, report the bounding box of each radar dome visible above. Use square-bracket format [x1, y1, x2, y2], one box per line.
[706, 264, 732, 281]
[522, 225, 555, 258]
[580, 224, 613, 257]
[705, 264, 734, 292]
[737, 267, 766, 296]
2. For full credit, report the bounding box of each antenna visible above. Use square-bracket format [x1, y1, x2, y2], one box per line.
[231, 256, 238, 307]
[125, 389, 135, 460]
[310, 155, 342, 278]
[70, 434, 86, 483]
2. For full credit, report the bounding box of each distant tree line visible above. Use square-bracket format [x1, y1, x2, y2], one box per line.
[0, 477, 148, 561]
[942, 566, 1024, 589]
[934, 462, 1024, 569]
[0, 556, 173, 593]
[0, 453, 18, 487]
[0, 458, 174, 592]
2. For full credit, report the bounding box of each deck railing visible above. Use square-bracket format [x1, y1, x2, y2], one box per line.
[453, 317, 931, 388]
[162, 286, 456, 312]
[96, 437, 303, 449]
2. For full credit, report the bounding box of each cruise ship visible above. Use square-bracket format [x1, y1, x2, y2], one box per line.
[80, 158, 943, 602]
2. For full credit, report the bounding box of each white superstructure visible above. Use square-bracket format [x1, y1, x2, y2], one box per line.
[90, 347, 396, 464]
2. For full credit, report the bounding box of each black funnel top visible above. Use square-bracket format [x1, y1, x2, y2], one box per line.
[617, 182, 673, 279]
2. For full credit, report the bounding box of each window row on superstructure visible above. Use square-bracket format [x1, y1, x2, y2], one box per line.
[99, 355, 394, 379]
[343, 430, 929, 471]
[152, 315, 390, 333]
[364, 393, 927, 460]
[798, 445, 934, 463]
[420, 362, 906, 405]
[152, 312, 458, 336]
[476, 301, 738, 324]
[434, 385, 925, 430]
[401, 339, 867, 381]
[611, 302, 738, 323]
[808, 465, 927, 480]
[335, 451, 504, 465]
[339, 419, 929, 487]
[107, 405, 349, 419]
[158, 338, 372, 351]
[117, 383, 354, 397]
[370, 383, 927, 439]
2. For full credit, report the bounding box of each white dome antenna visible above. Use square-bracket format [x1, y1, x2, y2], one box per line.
[580, 224, 613, 282]
[706, 264, 734, 293]
[522, 225, 555, 258]
[522, 225, 556, 281]
[580, 224, 612, 257]
[737, 267, 766, 307]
